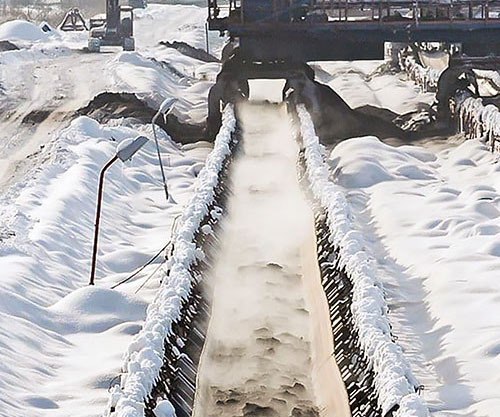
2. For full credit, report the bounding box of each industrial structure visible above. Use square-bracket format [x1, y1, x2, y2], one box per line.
[208, 0, 500, 60]
[205, 0, 500, 138]
[88, 0, 135, 52]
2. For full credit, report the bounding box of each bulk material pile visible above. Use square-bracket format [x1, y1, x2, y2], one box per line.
[107, 105, 236, 417]
[297, 104, 428, 417]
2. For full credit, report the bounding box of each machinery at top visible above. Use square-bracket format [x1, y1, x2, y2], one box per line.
[208, 0, 500, 61]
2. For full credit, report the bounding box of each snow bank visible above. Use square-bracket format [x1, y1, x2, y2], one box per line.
[398, 49, 441, 92]
[107, 105, 236, 417]
[0, 20, 48, 43]
[108, 51, 216, 125]
[0, 112, 209, 417]
[324, 131, 500, 416]
[297, 105, 428, 417]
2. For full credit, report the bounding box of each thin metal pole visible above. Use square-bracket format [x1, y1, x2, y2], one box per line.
[152, 115, 171, 204]
[205, 22, 210, 54]
[89, 154, 118, 286]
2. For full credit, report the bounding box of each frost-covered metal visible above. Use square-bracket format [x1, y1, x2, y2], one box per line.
[398, 47, 500, 152]
[455, 94, 500, 152]
[398, 49, 442, 92]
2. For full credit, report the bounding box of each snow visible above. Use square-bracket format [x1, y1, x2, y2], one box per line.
[457, 94, 500, 151]
[299, 102, 500, 415]
[297, 104, 428, 417]
[0, 3, 223, 189]
[0, 113, 210, 417]
[0, 20, 50, 43]
[108, 51, 212, 124]
[312, 60, 435, 114]
[0, 4, 224, 416]
[107, 105, 236, 417]
[153, 400, 176, 417]
[330, 136, 500, 416]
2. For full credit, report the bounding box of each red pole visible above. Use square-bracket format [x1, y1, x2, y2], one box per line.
[89, 154, 118, 285]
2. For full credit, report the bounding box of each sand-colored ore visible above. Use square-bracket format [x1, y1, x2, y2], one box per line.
[193, 101, 351, 417]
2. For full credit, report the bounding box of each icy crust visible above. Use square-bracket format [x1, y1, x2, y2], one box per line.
[398, 50, 441, 92]
[297, 105, 428, 417]
[107, 105, 236, 417]
[456, 94, 500, 150]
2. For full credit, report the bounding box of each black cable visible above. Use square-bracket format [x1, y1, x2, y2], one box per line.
[110, 241, 171, 289]
[111, 214, 182, 290]
[134, 261, 164, 294]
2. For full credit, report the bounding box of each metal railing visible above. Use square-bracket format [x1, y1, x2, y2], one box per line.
[208, 0, 500, 25]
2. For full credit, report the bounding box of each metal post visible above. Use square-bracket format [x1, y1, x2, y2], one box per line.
[205, 22, 210, 54]
[89, 154, 118, 286]
[152, 118, 170, 204]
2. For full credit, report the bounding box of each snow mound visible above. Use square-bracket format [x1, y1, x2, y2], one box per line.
[50, 287, 146, 317]
[50, 287, 147, 333]
[0, 20, 48, 43]
[331, 136, 436, 187]
[109, 51, 213, 125]
[153, 400, 175, 417]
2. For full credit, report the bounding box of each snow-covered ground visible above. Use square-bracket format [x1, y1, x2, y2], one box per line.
[0, 4, 224, 417]
[314, 62, 500, 416]
[2, 4, 500, 417]
[312, 60, 435, 114]
[326, 136, 500, 417]
[0, 5, 223, 187]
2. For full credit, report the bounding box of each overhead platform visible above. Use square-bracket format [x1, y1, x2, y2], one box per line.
[208, 0, 500, 60]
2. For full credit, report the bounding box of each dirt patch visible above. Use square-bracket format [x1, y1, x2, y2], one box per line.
[78, 92, 206, 143]
[21, 110, 53, 125]
[288, 77, 409, 144]
[159, 40, 220, 63]
[78, 92, 156, 122]
[355, 104, 400, 124]
[482, 95, 500, 108]
[0, 40, 19, 51]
